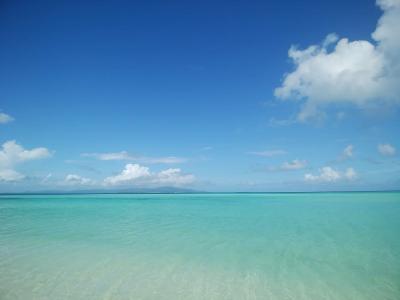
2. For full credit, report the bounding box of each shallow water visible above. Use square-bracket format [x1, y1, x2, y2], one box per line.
[1, 192, 399, 299]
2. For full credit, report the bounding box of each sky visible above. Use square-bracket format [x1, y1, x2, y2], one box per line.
[0, 0, 399, 192]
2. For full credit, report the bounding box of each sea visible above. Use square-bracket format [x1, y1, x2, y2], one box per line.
[0, 192, 399, 299]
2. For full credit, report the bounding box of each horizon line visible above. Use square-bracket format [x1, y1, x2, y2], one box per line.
[1, 190, 399, 196]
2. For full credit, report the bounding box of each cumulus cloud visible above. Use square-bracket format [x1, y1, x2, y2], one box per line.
[305, 166, 357, 182]
[0, 140, 52, 182]
[104, 163, 195, 187]
[378, 143, 396, 155]
[0, 140, 51, 165]
[0, 112, 14, 124]
[248, 149, 287, 157]
[275, 0, 400, 121]
[63, 174, 95, 186]
[104, 164, 151, 185]
[305, 167, 340, 182]
[82, 151, 186, 164]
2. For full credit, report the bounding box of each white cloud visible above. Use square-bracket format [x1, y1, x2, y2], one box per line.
[0, 169, 25, 182]
[275, 0, 400, 121]
[154, 168, 195, 186]
[82, 151, 131, 161]
[104, 164, 150, 185]
[305, 166, 357, 182]
[0, 140, 52, 182]
[249, 149, 287, 157]
[344, 167, 357, 180]
[378, 143, 396, 156]
[82, 151, 186, 164]
[263, 159, 307, 172]
[64, 174, 94, 186]
[305, 167, 340, 182]
[0, 140, 51, 166]
[342, 145, 354, 159]
[280, 159, 307, 170]
[104, 163, 195, 187]
[0, 112, 14, 124]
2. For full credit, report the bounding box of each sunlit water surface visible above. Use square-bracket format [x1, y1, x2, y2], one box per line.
[1, 193, 399, 299]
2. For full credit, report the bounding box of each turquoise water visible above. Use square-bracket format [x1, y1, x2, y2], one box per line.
[0, 193, 399, 300]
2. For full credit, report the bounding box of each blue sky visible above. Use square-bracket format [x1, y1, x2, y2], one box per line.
[0, 0, 399, 192]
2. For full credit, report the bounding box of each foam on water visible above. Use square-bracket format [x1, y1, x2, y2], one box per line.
[1, 193, 399, 299]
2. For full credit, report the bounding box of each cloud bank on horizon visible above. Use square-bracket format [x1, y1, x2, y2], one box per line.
[275, 0, 400, 121]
